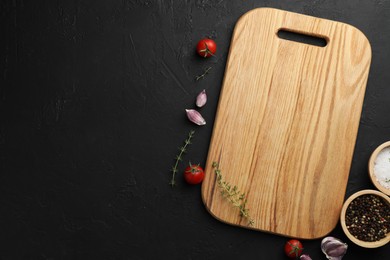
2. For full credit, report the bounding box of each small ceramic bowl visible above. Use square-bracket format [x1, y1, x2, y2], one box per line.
[340, 189, 390, 248]
[368, 141, 390, 196]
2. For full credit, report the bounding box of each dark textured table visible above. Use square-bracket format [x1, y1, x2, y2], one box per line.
[1, 1, 389, 259]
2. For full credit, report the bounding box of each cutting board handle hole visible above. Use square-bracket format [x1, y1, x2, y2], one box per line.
[277, 29, 328, 47]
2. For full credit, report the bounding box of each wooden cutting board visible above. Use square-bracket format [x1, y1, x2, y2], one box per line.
[201, 8, 371, 239]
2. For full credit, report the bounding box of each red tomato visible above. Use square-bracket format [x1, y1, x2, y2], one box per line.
[284, 239, 304, 259]
[184, 163, 205, 184]
[196, 38, 217, 58]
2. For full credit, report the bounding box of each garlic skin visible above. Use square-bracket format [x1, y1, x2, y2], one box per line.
[321, 237, 348, 260]
[186, 109, 206, 125]
[196, 89, 207, 107]
[300, 254, 312, 260]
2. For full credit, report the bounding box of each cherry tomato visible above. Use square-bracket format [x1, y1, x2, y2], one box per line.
[184, 163, 205, 184]
[196, 38, 217, 58]
[284, 239, 304, 259]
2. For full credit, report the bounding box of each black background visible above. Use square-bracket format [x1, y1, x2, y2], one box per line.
[1, 0, 389, 259]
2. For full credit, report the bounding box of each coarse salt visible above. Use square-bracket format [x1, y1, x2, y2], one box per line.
[373, 147, 390, 189]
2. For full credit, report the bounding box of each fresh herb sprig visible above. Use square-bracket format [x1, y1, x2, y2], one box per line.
[170, 130, 195, 187]
[195, 67, 212, 81]
[212, 162, 254, 226]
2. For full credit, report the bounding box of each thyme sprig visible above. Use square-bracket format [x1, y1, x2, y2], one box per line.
[170, 130, 195, 187]
[195, 67, 212, 81]
[212, 162, 254, 226]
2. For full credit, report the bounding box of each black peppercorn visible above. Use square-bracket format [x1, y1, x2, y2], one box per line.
[345, 194, 390, 242]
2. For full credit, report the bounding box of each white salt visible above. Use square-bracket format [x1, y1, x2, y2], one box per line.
[373, 147, 390, 189]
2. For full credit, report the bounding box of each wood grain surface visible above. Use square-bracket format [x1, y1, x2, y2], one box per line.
[201, 8, 371, 239]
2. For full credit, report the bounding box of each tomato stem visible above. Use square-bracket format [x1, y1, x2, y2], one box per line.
[199, 42, 216, 58]
[288, 242, 303, 258]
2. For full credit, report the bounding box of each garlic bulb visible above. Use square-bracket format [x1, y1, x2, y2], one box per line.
[321, 237, 348, 260]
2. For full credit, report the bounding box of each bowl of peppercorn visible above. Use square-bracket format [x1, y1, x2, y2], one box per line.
[340, 189, 390, 248]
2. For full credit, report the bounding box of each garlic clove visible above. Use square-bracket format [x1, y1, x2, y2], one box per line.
[321, 236, 348, 260]
[300, 254, 312, 260]
[186, 109, 206, 126]
[196, 89, 207, 107]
